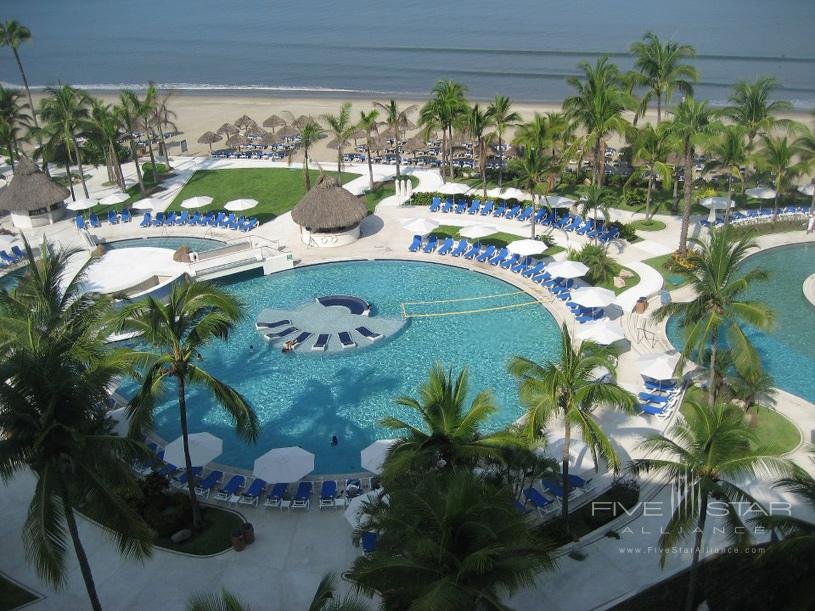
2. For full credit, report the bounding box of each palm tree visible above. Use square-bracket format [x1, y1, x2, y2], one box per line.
[509, 146, 553, 239]
[150, 87, 177, 168]
[138, 85, 160, 176]
[308, 573, 369, 611]
[39, 85, 91, 199]
[121, 279, 259, 530]
[508, 324, 637, 524]
[653, 228, 775, 406]
[345, 469, 554, 609]
[563, 56, 632, 186]
[419, 81, 468, 180]
[729, 366, 776, 428]
[357, 109, 379, 191]
[462, 103, 494, 198]
[0, 86, 30, 170]
[794, 120, 815, 213]
[704, 125, 749, 226]
[669, 96, 718, 252]
[119, 90, 146, 194]
[576, 184, 613, 242]
[487, 95, 520, 188]
[754, 135, 805, 220]
[724, 77, 793, 147]
[84, 98, 126, 189]
[629, 32, 698, 123]
[0, 241, 153, 611]
[374, 99, 417, 178]
[513, 113, 555, 153]
[322, 103, 356, 184]
[626, 122, 675, 220]
[629, 399, 792, 611]
[187, 589, 250, 611]
[380, 365, 516, 478]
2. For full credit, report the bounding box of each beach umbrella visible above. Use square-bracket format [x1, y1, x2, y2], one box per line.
[637, 351, 681, 381]
[225, 198, 258, 211]
[234, 114, 257, 130]
[226, 134, 249, 148]
[246, 125, 268, 138]
[459, 224, 498, 239]
[0, 233, 20, 247]
[99, 192, 129, 206]
[275, 125, 298, 139]
[570, 286, 616, 308]
[181, 196, 213, 209]
[486, 187, 504, 199]
[500, 187, 528, 201]
[507, 238, 547, 256]
[163, 432, 222, 467]
[402, 217, 439, 236]
[258, 132, 278, 146]
[360, 439, 398, 474]
[798, 183, 814, 196]
[745, 187, 776, 200]
[344, 489, 388, 528]
[541, 194, 576, 208]
[131, 197, 162, 210]
[252, 446, 315, 482]
[699, 196, 735, 223]
[436, 182, 470, 195]
[574, 319, 625, 345]
[263, 114, 286, 131]
[545, 260, 589, 279]
[216, 123, 239, 137]
[66, 197, 98, 211]
[197, 131, 222, 153]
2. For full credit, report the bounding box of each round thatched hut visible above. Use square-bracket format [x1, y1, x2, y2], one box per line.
[291, 175, 367, 247]
[0, 157, 69, 228]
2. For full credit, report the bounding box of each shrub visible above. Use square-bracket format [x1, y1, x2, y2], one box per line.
[569, 243, 620, 284]
[609, 221, 638, 242]
[665, 250, 697, 274]
[621, 188, 647, 208]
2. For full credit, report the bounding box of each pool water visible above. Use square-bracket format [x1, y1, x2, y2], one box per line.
[667, 243, 815, 404]
[106, 237, 224, 251]
[120, 260, 561, 474]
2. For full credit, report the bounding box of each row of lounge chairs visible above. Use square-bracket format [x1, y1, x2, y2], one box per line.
[210, 150, 287, 160]
[520, 475, 594, 517]
[257, 319, 382, 350]
[700, 205, 811, 228]
[637, 378, 682, 418]
[0, 245, 25, 266]
[138, 211, 258, 232]
[74, 209, 135, 230]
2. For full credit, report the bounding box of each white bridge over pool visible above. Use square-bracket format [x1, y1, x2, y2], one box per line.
[189, 236, 294, 280]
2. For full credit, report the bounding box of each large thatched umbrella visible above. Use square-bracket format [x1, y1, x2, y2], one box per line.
[291, 174, 367, 241]
[0, 156, 70, 229]
[276, 125, 299, 139]
[198, 131, 223, 153]
[217, 123, 239, 138]
[246, 125, 268, 138]
[403, 134, 428, 154]
[258, 132, 278, 146]
[226, 134, 250, 149]
[234, 115, 257, 130]
[263, 114, 286, 133]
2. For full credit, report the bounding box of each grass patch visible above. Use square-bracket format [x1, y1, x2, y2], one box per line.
[595, 265, 640, 295]
[166, 168, 358, 224]
[363, 176, 420, 212]
[630, 219, 667, 232]
[155, 505, 244, 555]
[432, 225, 564, 256]
[644, 253, 690, 290]
[0, 574, 37, 611]
[728, 219, 807, 238]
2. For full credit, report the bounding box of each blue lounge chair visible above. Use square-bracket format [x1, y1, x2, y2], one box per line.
[152, 212, 165, 226]
[121, 209, 131, 223]
[511, 256, 532, 273]
[157, 463, 178, 478]
[214, 475, 246, 501]
[190, 212, 202, 225]
[450, 239, 468, 257]
[564, 215, 582, 232]
[138, 212, 152, 227]
[0, 251, 17, 264]
[504, 204, 521, 219]
[533, 208, 548, 224]
[289, 331, 312, 348]
[175, 466, 203, 486]
[88, 213, 101, 228]
[408, 234, 423, 252]
[199, 213, 214, 226]
[265, 327, 297, 340]
[454, 199, 467, 214]
[256, 319, 291, 330]
[500, 253, 520, 269]
[523, 487, 554, 515]
[429, 196, 442, 212]
[422, 236, 438, 253]
[220, 213, 235, 228]
[361, 531, 378, 554]
[476, 244, 496, 263]
[480, 200, 494, 215]
[437, 237, 454, 255]
[640, 403, 665, 416]
[441, 198, 453, 213]
[75, 215, 86, 230]
[338, 331, 356, 349]
[541, 479, 566, 498]
[229, 215, 243, 230]
[467, 199, 480, 214]
[576, 218, 594, 235]
[319, 480, 338, 508]
[210, 212, 225, 227]
[176, 211, 190, 226]
[10, 245, 24, 260]
[521, 262, 545, 278]
[463, 243, 481, 260]
[638, 392, 670, 404]
[644, 379, 677, 392]
[195, 471, 223, 497]
[356, 326, 382, 341]
[264, 483, 290, 508]
[492, 202, 507, 217]
[239, 478, 267, 505]
[292, 481, 313, 509]
[598, 227, 620, 243]
[312, 334, 330, 351]
[488, 247, 509, 266]
[107, 210, 119, 225]
[517, 206, 533, 222]
[241, 217, 258, 232]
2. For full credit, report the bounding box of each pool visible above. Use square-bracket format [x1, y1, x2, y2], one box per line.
[105, 237, 224, 252]
[667, 243, 815, 404]
[120, 260, 561, 474]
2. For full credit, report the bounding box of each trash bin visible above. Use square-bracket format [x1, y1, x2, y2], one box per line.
[242, 522, 255, 545]
[634, 297, 648, 314]
[231, 529, 246, 552]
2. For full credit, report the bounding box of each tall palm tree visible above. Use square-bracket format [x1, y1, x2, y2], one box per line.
[793, 121, 815, 213]
[119, 90, 146, 194]
[345, 469, 554, 609]
[462, 103, 494, 198]
[0, 241, 153, 611]
[576, 184, 612, 242]
[374, 99, 417, 178]
[121, 279, 259, 530]
[653, 228, 775, 406]
[754, 135, 805, 220]
[629, 399, 792, 611]
[724, 77, 793, 147]
[563, 56, 632, 186]
[419, 81, 468, 180]
[509, 146, 550, 239]
[39, 85, 91, 199]
[138, 85, 159, 176]
[487, 94, 520, 188]
[629, 32, 698, 123]
[84, 98, 126, 189]
[704, 125, 749, 226]
[626, 122, 675, 220]
[513, 113, 555, 153]
[288, 115, 324, 191]
[308, 573, 369, 611]
[322, 102, 356, 184]
[0, 86, 30, 170]
[729, 366, 776, 428]
[357, 109, 379, 191]
[150, 87, 177, 168]
[508, 324, 637, 524]
[669, 96, 718, 252]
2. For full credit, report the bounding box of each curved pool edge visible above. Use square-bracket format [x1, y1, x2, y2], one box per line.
[804, 273, 815, 307]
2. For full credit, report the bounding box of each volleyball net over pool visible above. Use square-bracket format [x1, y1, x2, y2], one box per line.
[401, 290, 544, 318]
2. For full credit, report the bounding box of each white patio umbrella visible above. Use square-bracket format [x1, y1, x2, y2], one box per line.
[486, 187, 504, 198]
[574, 319, 625, 345]
[459, 224, 497, 239]
[637, 351, 681, 381]
[541, 195, 576, 208]
[344, 489, 388, 528]
[0, 234, 21, 247]
[360, 439, 398, 474]
[181, 195, 214, 209]
[546, 438, 599, 475]
[66, 198, 98, 211]
[507, 238, 546, 257]
[500, 187, 527, 200]
[252, 446, 315, 483]
[99, 192, 130, 206]
[745, 187, 776, 200]
[545, 260, 589, 279]
[131, 197, 162, 210]
[106, 406, 131, 437]
[402, 217, 439, 236]
[436, 182, 470, 195]
[163, 432, 223, 467]
[570, 286, 616, 309]
[699, 196, 735, 223]
[225, 198, 258, 211]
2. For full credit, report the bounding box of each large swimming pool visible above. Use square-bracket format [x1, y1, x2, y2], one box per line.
[121, 260, 561, 474]
[667, 243, 815, 404]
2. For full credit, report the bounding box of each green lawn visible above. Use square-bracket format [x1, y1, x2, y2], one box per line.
[155, 505, 243, 556]
[166, 168, 359, 224]
[433, 225, 565, 256]
[363, 175, 420, 212]
[0, 574, 37, 611]
[630, 219, 667, 232]
[596, 265, 640, 295]
[644, 253, 690, 290]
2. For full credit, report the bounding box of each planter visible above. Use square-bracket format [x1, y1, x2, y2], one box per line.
[634, 298, 648, 314]
[242, 522, 255, 544]
[230, 529, 246, 552]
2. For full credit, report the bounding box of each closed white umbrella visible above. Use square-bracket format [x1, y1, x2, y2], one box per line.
[402, 217, 439, 236]
[546, 438, 599, 474]
[225, 198, 258, 211]
[574, 319, 625, 345]
[436, 182, 470, 195]
[798, 183, 814, 197]
[181, 196, 214, 209]
[163, 432, 223, 467]
[637, 351, 681, 381]
[500, 187, 527, 201]
[99, 192, 130, 206]
[132, 197, 162, 211]
[66, 198, 98, 211]
[541, 195, 576, 208]
[459, 224, 498, 239]
[507, 239, 546, 256]
[546, 260, 589, 279]
[360, 439, 397, 474]
[344, 489, 388, 528]
[570, 286, 616, 308]
[252, 446, 315, 482]
[745, 187, 776, 200]
[106, 406, 131, 437]
[699, 196, 735, 223]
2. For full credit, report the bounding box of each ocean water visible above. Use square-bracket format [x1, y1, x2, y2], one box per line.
[2, 0, 814, 106]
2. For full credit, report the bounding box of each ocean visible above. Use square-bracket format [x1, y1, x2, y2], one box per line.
[2, 0, 814, 107]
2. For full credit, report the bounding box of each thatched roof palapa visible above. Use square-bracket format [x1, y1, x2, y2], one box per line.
[234, 115, 257, 129]
[226, 134, 250, 147]
[217, 123, 239, 136]
[291, 175, 367, 232]
[0, 157, 70, 212]
[263, 115, 286, 128]
[198, 131, 222, 145]
[275, 125, 299, 139]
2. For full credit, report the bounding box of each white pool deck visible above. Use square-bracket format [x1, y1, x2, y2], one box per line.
[2, 156, 815, 610]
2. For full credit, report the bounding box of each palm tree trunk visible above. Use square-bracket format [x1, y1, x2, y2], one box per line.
[109, 143, 125, 191]
[394, 124, 401, 178]
[723, 176, 733, 228]
[158, 130, 172, 169]
[530, 194, 537, 240]
[65, 160, 76, 200]
[70, 135, 90, 199]
[594, 140, 604, 187]
[656, 94, 662, 124]
[678, 149, 694, 253]
[13, 48, 46, 174]
[303, 149, 311, 190]
[129, 140, 145, 194]
[672, 169, 680, 215]
[336, 148, 343, 186]
[176, 375, 203, 530]
[561, 415, 571, 526]
[366, 138, 374, 191]
[146, 138, 158, 183]
[497, 134, 504, 189]
[684, 496, 709, 611]
[441, 129, 448, 184]
[61, 489, 103, 611]
[645, 176, 654, 220]
[772, 178, 780, 221]
[707, 327, 718, 407]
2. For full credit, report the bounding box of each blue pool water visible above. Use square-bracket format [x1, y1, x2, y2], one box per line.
[667, 243, 815, 404]
[106, 237, 224, 251]
[120, 260, 561, 473]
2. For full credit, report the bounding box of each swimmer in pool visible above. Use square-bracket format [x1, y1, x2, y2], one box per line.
[331, 435, 338, 446]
